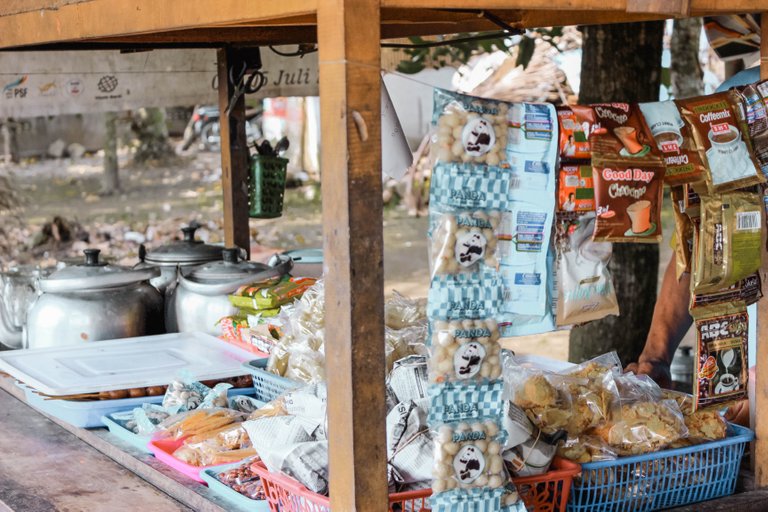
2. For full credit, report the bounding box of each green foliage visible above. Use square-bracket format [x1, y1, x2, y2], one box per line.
[395, 28, 564, 74]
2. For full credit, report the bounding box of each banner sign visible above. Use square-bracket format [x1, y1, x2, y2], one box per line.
[0, 48, 319, 118]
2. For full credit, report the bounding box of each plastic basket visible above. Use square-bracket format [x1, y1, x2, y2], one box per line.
[250, 461, 430, 512]
[568, 424, 754, 512]
[513, 457, 581, 512]
[242, 358, 300, 402]
[249, 155, 288, 219]
[200, 462, 269, 511]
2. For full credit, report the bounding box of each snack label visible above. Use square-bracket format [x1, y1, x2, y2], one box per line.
[456, 231, 487, 267]
[453, 342, 487, 379]
[462, 117, 496, 156]
[676, 91, 764, 192]
[693, 305, 749, 410]
[453, 445, 486, 484]
[558, 164, 595, 212]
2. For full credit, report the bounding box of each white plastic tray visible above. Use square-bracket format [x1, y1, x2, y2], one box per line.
[0, 332, 255, 396]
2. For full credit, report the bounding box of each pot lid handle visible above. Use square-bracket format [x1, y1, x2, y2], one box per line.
[181, 226, 199, 242]
[222, 247, 240, 263]
[83, 249, 106, 267]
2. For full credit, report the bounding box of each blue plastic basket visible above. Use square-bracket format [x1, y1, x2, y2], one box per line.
[242, 359, 300, 402]
[568, 424, 754, 512]
[200, 462, 269, 511]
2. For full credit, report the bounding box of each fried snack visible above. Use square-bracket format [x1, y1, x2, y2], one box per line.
[160, 409, 243, 440]
[593, 400, 687, 456]
[684, 409, 727, 441]
[516, 374, 558, 409]
[557, 434, 617, 463]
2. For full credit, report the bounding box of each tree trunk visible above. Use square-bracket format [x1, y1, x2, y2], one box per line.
[102, 111, 120, 195]
[671, 18, 704, 99]
[568, 21, 664, 365]
[131, 107, 175, 164]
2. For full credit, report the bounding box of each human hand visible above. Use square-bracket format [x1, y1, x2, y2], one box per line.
[724, 400, 750, 427]
[624, 359, 672, 389]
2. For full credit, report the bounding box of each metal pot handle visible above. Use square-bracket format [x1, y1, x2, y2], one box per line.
[179, 256, 293, 296]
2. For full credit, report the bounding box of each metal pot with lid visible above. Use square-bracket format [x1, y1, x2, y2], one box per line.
[25, 249, 164, 349]
[171, 247, 292, 335]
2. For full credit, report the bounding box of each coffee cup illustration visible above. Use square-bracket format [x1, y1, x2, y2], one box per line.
[653, 130, 684, 151]
[626, 200, 652, 234]
[715, 373, 739, 393]
[708, 124, 742, 156]
[614, 126, 644, 155]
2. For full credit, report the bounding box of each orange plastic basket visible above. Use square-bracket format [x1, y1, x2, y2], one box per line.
[250, 461, 430, 512]
[512, 457, 581, 512]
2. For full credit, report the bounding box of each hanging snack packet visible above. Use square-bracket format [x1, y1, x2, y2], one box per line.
[692, 303, 749, 411]
[676, 90, 764, 192]
[557, 105, 594, 160]
[428, 273, 504, 321]
[558, 164, 595, 213]
[691, 190, 763, 294]
[430, 211, 501, 278]
[496, 194, 553, 317]
[556, 212, 619, 325]
[671, 186, 694, 279]
[429, 382, 517, 510]
[592, 156, 665, 243]
[737, 81, 768, 177]
[430, 163, 510, 213]
[689, 272, 762, 310]
[432, 89, 510, 167]
[590, 103, 665, 243]
[684, 183, 702, 219]
[638, 100, 706, 185]
[507, 102, 558, 194]
[429, 318, 502, 384]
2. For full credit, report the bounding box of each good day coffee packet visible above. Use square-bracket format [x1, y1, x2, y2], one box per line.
[589, 103, 665, 243]
[676, 90, 764, 193]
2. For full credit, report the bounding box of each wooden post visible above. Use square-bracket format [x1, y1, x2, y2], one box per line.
[756, 18, 768, 488]
[217, 47, 251, 258]
[317, 0, 388, 510]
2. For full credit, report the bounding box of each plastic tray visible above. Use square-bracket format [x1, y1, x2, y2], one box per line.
[242, 359, 299, 402]
[513, 457, 581, 512]
[567, 424, 754, 512]
[200, 462, 270, 511]
[101, 412, 154, 453]
[23, 384, 257, 429]
[148, 437, 219, 483]
[250, 460, 430, 512]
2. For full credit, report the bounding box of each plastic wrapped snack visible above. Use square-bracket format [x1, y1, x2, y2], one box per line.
[592, 399, 688, 456]
[430, 211, 501, 277]
[385, 291, 427, 330]
[429, 382, 513, 510]
[229, 395, 262, 415]
[429, 318, 501, 384]
[230, 277, 316, 310]
[216, 458, 266, 500]
[386, 324, 428, 375]
[162, 379, 211, 413]
[134, 403, 171, 435]
[685, 408, 728, 441]
[503, 361, 574, 435]
[557, 434, 617, 463]
[157, 408, 245, 440]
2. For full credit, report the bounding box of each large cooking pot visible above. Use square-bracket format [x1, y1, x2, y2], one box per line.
[25, 249, 164, 349]
[171, 248, 292, 335]
[0, 266, 51, 349]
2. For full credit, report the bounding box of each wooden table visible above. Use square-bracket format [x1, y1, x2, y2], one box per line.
[1, 2, 768, 509]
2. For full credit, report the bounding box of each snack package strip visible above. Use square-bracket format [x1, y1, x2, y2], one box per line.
[638, 100, 706, 186]
[692, 302, 749, 411]
[555, 212, 619, 326]
[429, 211, 502, 278]
[676, 90, 764, 193]
[429, 318, 502, 384]
[691, 190, 763, 294]
[737, 81, 768, 177]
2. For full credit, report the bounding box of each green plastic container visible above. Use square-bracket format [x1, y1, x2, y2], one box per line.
[249, 155, 288, 219]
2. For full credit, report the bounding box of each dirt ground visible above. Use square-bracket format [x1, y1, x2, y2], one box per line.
[1, 147, 688, 362]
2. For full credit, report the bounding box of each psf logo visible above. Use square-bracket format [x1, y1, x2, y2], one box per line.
[3, 75, 28, 99]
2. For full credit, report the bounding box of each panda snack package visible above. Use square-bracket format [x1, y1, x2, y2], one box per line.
[555, 212, 619, 326]
[496, 193, 555, 317]
[429, 381, 524, 512]
[430, 211, 502, 278]
[429, 318, 502, 384]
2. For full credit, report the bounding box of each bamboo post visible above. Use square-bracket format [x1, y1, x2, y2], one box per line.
[317, 0, 388, 509]
[217, 47, 252, 258]
[756, 17, 768, 487]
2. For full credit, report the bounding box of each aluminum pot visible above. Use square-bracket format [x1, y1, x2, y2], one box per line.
[171, 248, 292, 335]
[0, 266, 51, 349]
[25, 249, 164, 349]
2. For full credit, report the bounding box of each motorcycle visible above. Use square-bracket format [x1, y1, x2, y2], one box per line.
[180, 106, 263, 153]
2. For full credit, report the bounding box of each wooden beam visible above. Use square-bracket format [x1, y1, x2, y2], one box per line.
[0, 0, 316, 49]
[318, 0, 388, 509]
[217, 47, 252, 258]
[626, 0, 690, 16]
[756, 15, 768, 490]
[95, 27, 318, 45]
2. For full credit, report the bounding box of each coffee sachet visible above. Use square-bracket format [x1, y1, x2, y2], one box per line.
[670, 186, 694, 280]
[557, 105, 595, 160]
[639, 100, 706, 186]
[689, 272, 762, 311]
[691, 190, 763, 294]
[737, 81, 768, 177]
[558, 164, 595, 213]
[692, 302, 749, 412]
[676, 90, 764, 193]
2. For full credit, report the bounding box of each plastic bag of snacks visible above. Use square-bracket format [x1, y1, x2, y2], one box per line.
[691, 190, 763, 294]
[216, 457, 266, 500]
[557, 434, 617, 463]
[503, 365, 575, 435]
[429, 318, 502, 384]
[429, 382, 524, 511]
[385, 291, 427, 330]
[692, 302, 749, 411]
[555, 212, 619, 326]
[676, 90, 764, 192]
[157, 408, 246, 441]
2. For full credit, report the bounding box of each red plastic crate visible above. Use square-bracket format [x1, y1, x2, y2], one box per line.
[513, 457, 581, 512]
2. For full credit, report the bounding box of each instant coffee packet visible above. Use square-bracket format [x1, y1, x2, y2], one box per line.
[639, 100, 706, 186]
[557, 105, 596, 160]
[692, 302, 749, 412]
[558, 164, 595, 213]
[691, 190, 763, 294]
[736, 81, 768, 177]
[689, 272, 762, 311]
[670, 186, 694, 280]
[676, 90, 764, 193]
[590, 103, 665, 243]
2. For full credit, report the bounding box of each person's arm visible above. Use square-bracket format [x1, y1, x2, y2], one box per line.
[625, 253, 693, 388]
